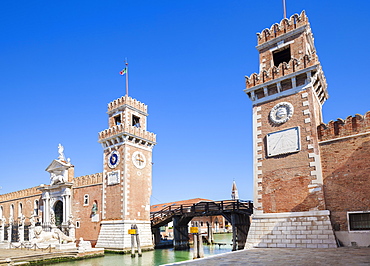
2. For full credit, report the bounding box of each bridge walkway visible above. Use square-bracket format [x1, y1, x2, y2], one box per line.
[150, 200, 253, 251]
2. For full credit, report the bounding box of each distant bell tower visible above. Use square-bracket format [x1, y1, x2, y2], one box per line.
[231, 181, 239, 200]
[244, 11, 336, 248]
[96, 95, 156, 250]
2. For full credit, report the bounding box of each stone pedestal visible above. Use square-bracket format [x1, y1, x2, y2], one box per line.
[246, 210, 337, 248]
[18, 225, 24, 242]
[55, 243, 77, 250]
[29, 226, 35, 242]
[96, 220, 153, 250]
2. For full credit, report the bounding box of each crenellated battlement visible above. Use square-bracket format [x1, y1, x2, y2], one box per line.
[318, 111, 370, 142]
[108, 95, 147, 114]
[257, 11, 308, 46]
[0, 186, 41, 202]
[98, 123, 156, 143]
[73, 173, 103, 187]
[245, 53, 318, 89]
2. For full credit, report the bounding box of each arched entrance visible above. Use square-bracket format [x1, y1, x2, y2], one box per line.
[54, 201, 63, 229]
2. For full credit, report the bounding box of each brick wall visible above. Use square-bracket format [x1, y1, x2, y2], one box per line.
[103, 145, 125, 220]
[319, 114, 370, 231]
[257, 87, 325, 213]
[72, 183, 103, 245]
[126, 146, 152, 221]
[0, 187, 42, 224]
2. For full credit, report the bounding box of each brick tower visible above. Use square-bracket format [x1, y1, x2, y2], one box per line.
[244, 11, 337, 248]
[95, 95, 156, 250]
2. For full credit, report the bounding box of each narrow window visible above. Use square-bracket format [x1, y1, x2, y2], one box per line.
[0, 206, 3, 218]
[273, 46, 291, 67]
[114, 115, 121, 125]
[132, 115, 140, 128]
[76, 221, 80, 228]
[18, 203, 23, 217]
[349, 212, 370, 231]
[84, 194, 89, 206]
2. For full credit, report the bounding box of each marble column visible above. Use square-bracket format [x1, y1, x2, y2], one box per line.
[42, 192, 50, 227]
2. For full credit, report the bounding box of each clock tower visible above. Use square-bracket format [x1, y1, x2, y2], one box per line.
[96, 95, 156, 250]
[244, 11, 337, 248]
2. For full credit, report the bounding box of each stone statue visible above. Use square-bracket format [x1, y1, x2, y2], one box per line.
[58, 144, 65, 161]
[67, 215, 74, 226]
[91, 202, 98, 216]
[50, 170, 67, 185]
[31, 226, 75, 244]
[78, 237, 92, 251]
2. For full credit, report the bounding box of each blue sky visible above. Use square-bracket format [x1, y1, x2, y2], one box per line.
[1, 1, 369, 204]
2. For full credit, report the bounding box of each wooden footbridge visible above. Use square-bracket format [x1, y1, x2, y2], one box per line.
[150, 200, 253, 250]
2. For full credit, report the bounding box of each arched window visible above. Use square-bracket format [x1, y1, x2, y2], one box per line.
[83, 194, 89, 206]
[18, 202, 23, 217]
[10, 204, 14, 218]
[0, 206, 3, 218]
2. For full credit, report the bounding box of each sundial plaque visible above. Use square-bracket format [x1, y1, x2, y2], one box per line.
[266, 127, 301, 157]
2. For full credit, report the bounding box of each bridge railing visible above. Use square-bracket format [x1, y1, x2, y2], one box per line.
[150, 200, 253, 226]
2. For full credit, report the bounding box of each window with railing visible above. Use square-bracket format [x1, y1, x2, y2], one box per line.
[348, 212, 370, 231]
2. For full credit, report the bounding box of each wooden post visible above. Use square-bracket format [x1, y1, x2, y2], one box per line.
[198, 233, 204, 258]
[193, 232, 198, 259]
[135, 225, 142, 257]
[192, 222, 204, 259]
[130, 225, 136, 257]
[207, 221, 214, 244]
[131, 234, 135, 257]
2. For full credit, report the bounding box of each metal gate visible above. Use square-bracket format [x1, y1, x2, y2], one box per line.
[24, 223, 30, 241]
[11, 223, 19, 242]
[4, 224, 9, 241]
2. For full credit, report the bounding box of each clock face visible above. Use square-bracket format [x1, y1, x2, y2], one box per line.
[108, 150, 120, 168]
[132, 151, 146, 169]
[269, 102, 294, 124]
[267, 127, 300, 157]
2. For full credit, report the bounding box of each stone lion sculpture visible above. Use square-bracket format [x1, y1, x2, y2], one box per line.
[31, 226, 75, 244]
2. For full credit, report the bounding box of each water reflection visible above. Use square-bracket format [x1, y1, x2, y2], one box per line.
[52, 233, 232, 266]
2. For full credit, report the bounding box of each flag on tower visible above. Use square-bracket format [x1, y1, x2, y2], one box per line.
[119, 68, 127, 75]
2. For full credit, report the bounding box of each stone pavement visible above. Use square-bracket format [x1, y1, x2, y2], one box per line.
[0, 249, 49, 260]
[167, 248, 370, 266]
[0, 248, 103, 265]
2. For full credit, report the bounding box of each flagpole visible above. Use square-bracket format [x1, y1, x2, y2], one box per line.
[282, 0, 287, 19]
[125, 60, 129, 96]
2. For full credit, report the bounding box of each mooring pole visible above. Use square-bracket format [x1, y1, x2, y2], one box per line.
[193, 232, 198, 259]
[198, 227, 204, 258]
[130, 224, 136, 257]
[135, 225, 142, 257]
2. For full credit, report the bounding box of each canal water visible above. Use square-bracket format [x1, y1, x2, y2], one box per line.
[53, 233, 233, 266]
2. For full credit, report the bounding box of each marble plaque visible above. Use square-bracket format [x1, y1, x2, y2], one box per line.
[267, 127, 300, 157]
[107, 171, 120, 185]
